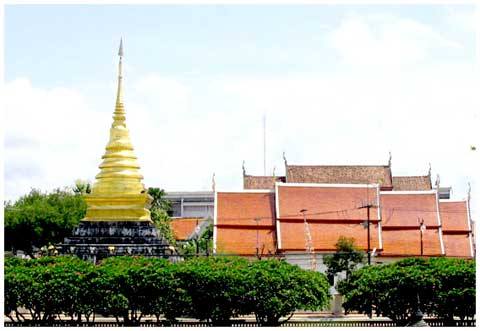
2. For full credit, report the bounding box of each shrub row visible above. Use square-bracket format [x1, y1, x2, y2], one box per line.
[337, 257, 476, 326]
[5, 256, 330, 326]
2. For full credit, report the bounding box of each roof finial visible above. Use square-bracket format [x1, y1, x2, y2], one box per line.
[242, 160, 246, 176]
[114, 38, 125, 115]
[467, 182, 471, 200]
[272, 166, 276, 177]
[428, 163, 431, 177]
[212, 172, 216, 192]
[388, 151, 392, 167]
[283, 151, 288, 167]
[435, 174, 440, 188]
[118, 37, 124, 57]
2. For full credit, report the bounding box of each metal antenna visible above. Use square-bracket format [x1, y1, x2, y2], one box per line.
[263, 114, 266, 176]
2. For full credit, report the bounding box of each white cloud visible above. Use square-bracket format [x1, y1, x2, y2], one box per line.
[4, 10, 479, 221]
[327, 13, 464, 67]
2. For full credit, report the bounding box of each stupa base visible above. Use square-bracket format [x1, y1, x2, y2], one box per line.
[59, 221, 173, 262]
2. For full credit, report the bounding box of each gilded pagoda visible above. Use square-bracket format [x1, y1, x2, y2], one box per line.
[84, 39, 152, 222]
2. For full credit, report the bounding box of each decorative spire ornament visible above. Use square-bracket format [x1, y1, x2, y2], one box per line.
[212, 173, 216, 192]
[83, 39, 152, 221]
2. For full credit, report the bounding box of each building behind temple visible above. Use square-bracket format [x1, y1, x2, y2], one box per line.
[164, 191, 214, 244]
[214, 155, 474, 272]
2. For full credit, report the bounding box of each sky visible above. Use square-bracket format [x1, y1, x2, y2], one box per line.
[4, 4, 479, 218]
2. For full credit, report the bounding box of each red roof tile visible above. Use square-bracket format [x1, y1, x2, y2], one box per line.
[216, 192, 275, 226]
[381, 228, 443, 256]
[286, 165, 393, 188]
[243, 175, 285, 190]
[216, 227, 276, 255]
[171, 218, 202, 241]
[379, 192, 443, 256]
[279, 221, 380, 252]
[439, 201, 472, 257]
[277, 185, 380, 221]
[442, 233, 472, 257]
[380, 192, 439, 227]
[215, 191, 276, 255]
[439, 201, 470, 231]
[392, 176, 432, 191]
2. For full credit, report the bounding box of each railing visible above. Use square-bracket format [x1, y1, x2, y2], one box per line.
[3, 319, 476, 327]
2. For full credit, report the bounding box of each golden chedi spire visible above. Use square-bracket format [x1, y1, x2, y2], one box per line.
[84, 39, 153, 221]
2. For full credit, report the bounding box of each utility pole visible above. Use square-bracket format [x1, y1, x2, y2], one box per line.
[255, 218, 261, 260]
[195, 219, 199, 257]
[359, 203, 373, 265]
[300, 209, 317, 271]
[419, 218, 425, 256]
[263, 114, 266, 176]
[359, 202, 375, 319]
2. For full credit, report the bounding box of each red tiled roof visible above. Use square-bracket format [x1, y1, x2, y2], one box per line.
[381, 228, 443, 256]
[286, 165, 393, 188]
[277, 185, 380, 221]
[277, 184, 380, 252]
[171, 218, 202, 241]
[442, 233, 472, 257]
[279, 221, 380, 252]
[379, 192, 443, 256]
[439, 201, 472, 257]
[243, 175, 285, 190]
[215, 192, 276, 255]
[392, 176, 432, 191]
[380, 192, 439, 227]
[216, 227, 276, 255]
[439, 201, 470, 231]
[216, 192, 275, 227]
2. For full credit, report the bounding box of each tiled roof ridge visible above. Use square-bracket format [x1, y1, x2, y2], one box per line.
[393, 175, 430, 178]
[244, 174, 285, 178]
[288, 164, 390, 168]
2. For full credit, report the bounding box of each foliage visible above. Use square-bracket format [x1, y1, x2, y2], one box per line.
[175, 256, 250, 325]
[4, 188, 87, 256]
[243, 259, 330, 325]
[427, 258, 475, 321]
[4, 256, 94, 322]
[324, 236, 364, 281]
[73, 179, 92, 195]
[94, 256, 176, 325]
[147, 187, 176, 246]
[179, 223, 213, 257]
[148, 187, 172, 211]
[337, 257, 476, 325]
[5, 255, 331, 325]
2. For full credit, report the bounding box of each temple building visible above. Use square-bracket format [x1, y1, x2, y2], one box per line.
[61, 40, 170, 260]
[215, 156, 474, 271]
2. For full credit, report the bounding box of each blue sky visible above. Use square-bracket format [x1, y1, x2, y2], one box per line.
[6, 5, 475, 84]
[4, 4, 479, 219]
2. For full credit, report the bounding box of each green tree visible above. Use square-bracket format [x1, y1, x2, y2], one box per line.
[324, 236, 364, 281]
[4, 256, 95, 322]
[244, 259, 330, 325]
[427, 258, 475, 322]
[175, 256, 250, 325]
[93, 256, 175, 325]
[147, 187, 176, 245]
[337, 257, 475, 325]
[179, 223, 213, 257]
[73, 179, 91, 195]
[4, 188, 87, 256]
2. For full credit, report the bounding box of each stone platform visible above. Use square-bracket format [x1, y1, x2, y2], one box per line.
[59, 221, 172, 261]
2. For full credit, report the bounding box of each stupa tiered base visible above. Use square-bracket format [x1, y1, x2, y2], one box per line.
[60, 221, 172, 261]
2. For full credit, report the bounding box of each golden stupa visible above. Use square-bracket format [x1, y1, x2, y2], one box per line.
[84, 39, 153, 222]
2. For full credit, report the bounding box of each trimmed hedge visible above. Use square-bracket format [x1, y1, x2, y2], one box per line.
[337, 257, 475, 325]
[5, 256, 330, 326]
